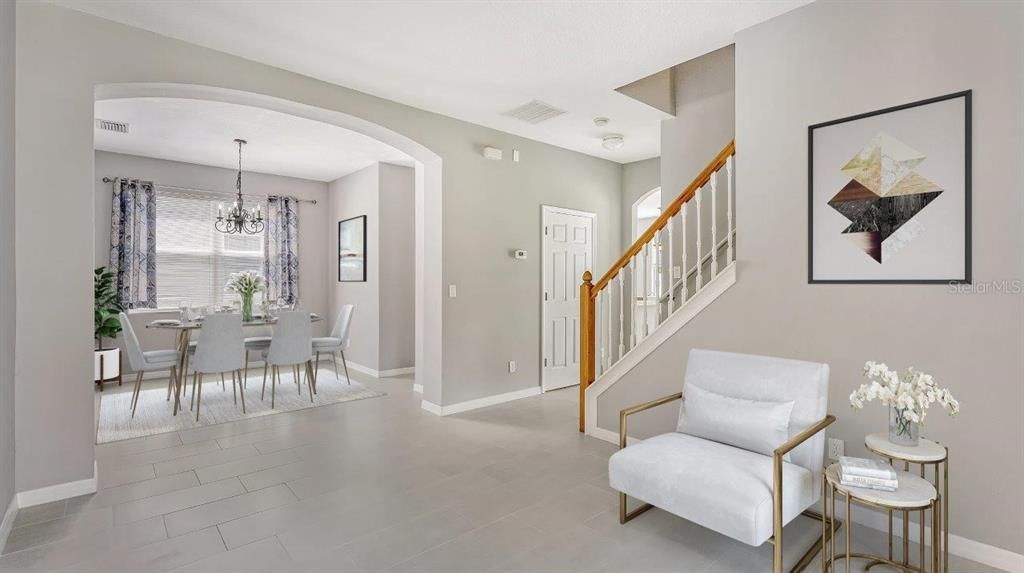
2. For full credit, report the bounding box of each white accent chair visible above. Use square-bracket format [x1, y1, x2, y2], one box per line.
[608, 349, 838, 573]
[119, 312, 179, 418]
[312, 304, 354, 383]
[189, 313, 247, 421]
[261, 310, 316, 408]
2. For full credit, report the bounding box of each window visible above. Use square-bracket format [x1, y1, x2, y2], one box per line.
[155, 189, 265, 309]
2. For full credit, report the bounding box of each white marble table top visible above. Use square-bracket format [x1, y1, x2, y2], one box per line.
[865, 432, 947, 463]
[826, 464, 936, 509]
[147, 313, 321, 330]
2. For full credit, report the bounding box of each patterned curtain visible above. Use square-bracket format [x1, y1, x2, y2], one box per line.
[109, 179, 157, 309]
[264, 196, 299, 305]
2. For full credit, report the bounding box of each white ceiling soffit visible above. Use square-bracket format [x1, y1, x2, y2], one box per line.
[62, 0, 810, 164]
[94, 98, 413, 182]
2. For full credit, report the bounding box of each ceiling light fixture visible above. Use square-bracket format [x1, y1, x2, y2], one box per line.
[215, 139, 264, 235]
[593, 117, 609, 127]
[602, 134, 625, 150]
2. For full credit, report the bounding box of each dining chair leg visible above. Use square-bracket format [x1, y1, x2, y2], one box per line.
[314, 352, 321, 378]
[261, 361, 269, 400]
[130, 371, 144, 418]
[305, 362, 315, 403]
[237, 369, 246, 414]
[341, 351, 351, 385]
[231, 371, 237, 405]
[271, 365, 278, 409]
[221, 372, 226, 391]
[308, 359, 318, 394]
[294, 365, 300, 395]
[195, 373, 204, 422]
[169, 367, 179, 414]
[243, 350, 249, 387]
[331, 352, 340, 381]
[166, 373, 173, 401]
[191, 371, 198, 410]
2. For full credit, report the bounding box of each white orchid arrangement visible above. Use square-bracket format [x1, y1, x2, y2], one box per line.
[850, 362, 959, 430]
[225, 270, 266, 296]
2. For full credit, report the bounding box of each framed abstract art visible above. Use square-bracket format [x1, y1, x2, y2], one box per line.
[808, 91, 971, 284]
[338, 215, 367, 282]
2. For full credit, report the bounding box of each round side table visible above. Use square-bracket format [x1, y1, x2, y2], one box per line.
[823, 464, 940, 573]
[865, 433, 948, 572]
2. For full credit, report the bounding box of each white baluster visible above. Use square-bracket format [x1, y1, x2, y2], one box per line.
[695, 187, 704, 291]
[667, 214, 674, 313]
[617, 272, 625, 359]
[642, 246, 649, 338]
[605, 281, 612, 368]
[629, 257, 637, 349]
[726, 155, 734, 264]
[711, 170, 718, 276]
[596, 290, 604, 375]
[681, 203, 689, 303]
[655, 230, 663, 326]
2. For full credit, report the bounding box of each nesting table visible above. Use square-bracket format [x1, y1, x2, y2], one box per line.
[823, 463, 940, 572]
[864, 433, 949, 572]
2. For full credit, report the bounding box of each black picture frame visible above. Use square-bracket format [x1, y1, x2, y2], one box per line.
[807, 90, 972, 284]
[338, 215, 367, 282]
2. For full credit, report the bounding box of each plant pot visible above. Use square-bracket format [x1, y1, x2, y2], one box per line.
[94, 347, 121, 382]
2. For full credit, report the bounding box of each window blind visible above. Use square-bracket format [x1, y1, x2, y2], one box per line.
[155, 188, 265, 309]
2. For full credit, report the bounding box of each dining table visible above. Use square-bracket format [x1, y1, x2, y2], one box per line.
[147, 313, 322, 416]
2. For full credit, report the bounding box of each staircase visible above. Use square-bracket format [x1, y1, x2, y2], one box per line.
[578, 141, 737, 434]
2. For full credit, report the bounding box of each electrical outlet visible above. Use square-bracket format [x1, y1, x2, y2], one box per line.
[828, 438, 844, 460]
[508, 361, 516, 373]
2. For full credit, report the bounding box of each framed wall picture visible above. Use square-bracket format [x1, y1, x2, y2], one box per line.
[338, 215, 367, 282]
[808, 91, 971, 284]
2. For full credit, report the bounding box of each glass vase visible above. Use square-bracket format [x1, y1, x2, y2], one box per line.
[241, 293, 254, 322]
[888, 407, 919, 446]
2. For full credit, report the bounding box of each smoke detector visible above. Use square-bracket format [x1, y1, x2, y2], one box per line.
[602, 134, 625, 150]
[593, 117, 609, 127]
[95, 118, 130, 134]
[501, 100, 566, 124]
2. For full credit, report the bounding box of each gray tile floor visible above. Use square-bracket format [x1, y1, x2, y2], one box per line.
[1, 371, 1003, 572]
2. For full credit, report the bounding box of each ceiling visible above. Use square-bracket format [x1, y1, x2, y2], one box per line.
[94, 98, 413, 182]
[60, 0, 809, 164]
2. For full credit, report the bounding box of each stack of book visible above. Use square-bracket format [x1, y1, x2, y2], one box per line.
[839, 456, 898, 491]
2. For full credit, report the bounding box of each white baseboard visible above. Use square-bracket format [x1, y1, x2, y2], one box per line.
[0, 494, 17, 552]
[16, 461, 97, 509]
[590, 427, 1023, 573]
[346, 361, 415, 378]
[412, 384, 423, 393]
[420, 386, 542, 416]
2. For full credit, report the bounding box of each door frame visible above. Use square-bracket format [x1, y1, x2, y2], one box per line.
[540, 205, 597, 393]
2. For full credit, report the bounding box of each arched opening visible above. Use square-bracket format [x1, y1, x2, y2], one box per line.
[94, 83, 444, 413]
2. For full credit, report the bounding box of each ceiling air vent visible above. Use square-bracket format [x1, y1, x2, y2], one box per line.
[501, 100, 566, 124]
[95, 118, 130, 134]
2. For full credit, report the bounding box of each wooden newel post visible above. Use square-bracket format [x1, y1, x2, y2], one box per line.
[579, 271, 595, 433]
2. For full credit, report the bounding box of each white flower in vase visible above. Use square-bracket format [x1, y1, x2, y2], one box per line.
[850, 361, 959, 446]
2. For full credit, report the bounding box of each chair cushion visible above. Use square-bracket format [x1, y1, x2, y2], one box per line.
[312, 337, 342, 349]
[676, 384, 794, 458]
[608, 432, 816, 546]
[142, 349, 179, 368]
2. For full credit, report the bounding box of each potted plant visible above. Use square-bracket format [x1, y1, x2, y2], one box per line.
[94, 267, 123, 388]
[850, 361, 959, 446]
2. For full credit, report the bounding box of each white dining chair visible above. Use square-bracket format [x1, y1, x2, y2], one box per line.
[119, 313, 179, 418]
[242, 329, 273, 387]
[312, 304, 354, 384]
[189, 313, 247, 421]
[262, 310, 315, 408]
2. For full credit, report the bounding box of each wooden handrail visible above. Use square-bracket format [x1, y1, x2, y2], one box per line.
[592, 140, 735, 293]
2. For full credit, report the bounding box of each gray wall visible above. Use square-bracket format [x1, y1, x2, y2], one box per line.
[14, 2, 621, 492]
[620, 157, 660, 250]
[328, 164, 381, 370]
[598, 0, 1023, 553]
[93, 152, 330, 374]
[0, 0, 16, 519]
[327, 162, 415, 373]
[378, 163, 415, 372]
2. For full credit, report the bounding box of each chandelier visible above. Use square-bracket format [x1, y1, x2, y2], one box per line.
[216, 139, 264, 234]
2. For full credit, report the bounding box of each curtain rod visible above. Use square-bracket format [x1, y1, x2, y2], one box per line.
[101, 177, 318, 205]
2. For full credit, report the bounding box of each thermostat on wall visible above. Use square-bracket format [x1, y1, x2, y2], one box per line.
[512, 249, 528, 260]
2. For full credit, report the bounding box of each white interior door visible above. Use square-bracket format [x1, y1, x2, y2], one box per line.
[542, 207, 594, 392]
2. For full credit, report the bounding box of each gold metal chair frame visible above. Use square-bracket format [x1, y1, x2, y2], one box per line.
[616, 392, 840, 573]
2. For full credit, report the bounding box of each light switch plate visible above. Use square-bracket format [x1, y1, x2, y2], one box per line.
[672, 266, 682, 279]
[508, 361, 516, 373]
[827, 438, 844, 460]
[448, 285, 457, 298]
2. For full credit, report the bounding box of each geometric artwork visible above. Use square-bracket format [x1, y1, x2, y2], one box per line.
[338, 215, 367, 282]
[808, 91, 971, 284]
[828, 133, 943, 263]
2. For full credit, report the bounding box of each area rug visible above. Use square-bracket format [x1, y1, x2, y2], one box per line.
[97, 374, 385, 444]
